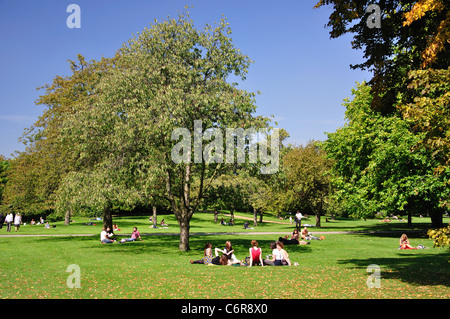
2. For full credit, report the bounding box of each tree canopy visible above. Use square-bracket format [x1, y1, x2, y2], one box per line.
[54, 12, 270, 250]
[315, 0, 450, 114]
[323, 82, 448, 227]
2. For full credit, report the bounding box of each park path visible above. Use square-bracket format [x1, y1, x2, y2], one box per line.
[0, 214, 427, 238]
[0, 229, 426, 238]
[223, 214, 289, 225]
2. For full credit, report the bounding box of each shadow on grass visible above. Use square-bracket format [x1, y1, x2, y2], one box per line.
[42, 233, 313, 259]
[338, 251, 450, 287]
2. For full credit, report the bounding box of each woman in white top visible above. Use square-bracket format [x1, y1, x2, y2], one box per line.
[100, 227, 114, 244]
[264, 242, 290, 266]
[275, 241, 291, 266]
[14, 213, 22, 232]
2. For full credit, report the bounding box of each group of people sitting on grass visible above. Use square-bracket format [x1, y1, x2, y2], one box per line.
[100, 226, 142, 244]
[190, 239, 299, 267]
[278, 227, 325, 245]
[189, 226, 327, 267]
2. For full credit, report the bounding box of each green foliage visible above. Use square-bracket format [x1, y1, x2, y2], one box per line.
[397, 67, 450, 177]
[282, 141, 333, 226]
[314, 0, 450, 113]
[428, 224, 450, 248]
[56, 12, 269, 250]
[0, 156, 10, 206]
[2, 55, 114, 215]
[323, 82, 449, 221]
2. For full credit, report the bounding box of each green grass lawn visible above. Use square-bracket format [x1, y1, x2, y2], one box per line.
[0, 213, 449, 299]
[3, 211, 444, 235]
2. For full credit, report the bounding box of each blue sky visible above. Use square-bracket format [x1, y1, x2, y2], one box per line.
[0, 0, 372, 158]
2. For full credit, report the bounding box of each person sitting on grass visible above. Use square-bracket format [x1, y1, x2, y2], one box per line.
[213, 254, 233, 266]
[243, 221, 254, 230]
[161, 219, 168, 227]
[219, 254, 232, 266]
[100, 227, 114, 244]
[262, 242, 277, 266]
[279, 229, 310, 245]
[190, 242, 213, 265]
[266, 241, 292, 266]
[301, 227, 309, 239]
[399, 234, 417, 250]
[191, 244, 232, 266]
[106, 227, 117, 241]
[215, 241, 243, 265]
[44, 221, 55, 229]
[113, 223, 121, 231]
[248, 240, 265, 267]
[120, 227, 142, 243]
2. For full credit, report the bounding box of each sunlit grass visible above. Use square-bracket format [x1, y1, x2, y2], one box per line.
[0, 213, 449, 299]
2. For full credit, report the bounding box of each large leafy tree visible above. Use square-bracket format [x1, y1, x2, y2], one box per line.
[397, 68, 450, 174]
[282, 141, 333, 227]
[314, 0, 450, 114]
[323, 82, 448, 227]
[59, 12, 269, 251]
[0, 156, 10, 207]
[2, 55, 113, 219]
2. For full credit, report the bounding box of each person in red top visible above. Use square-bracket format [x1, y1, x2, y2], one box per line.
[248, 240, 265, 267]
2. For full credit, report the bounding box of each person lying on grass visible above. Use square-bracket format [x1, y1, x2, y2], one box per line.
[278, 228, 310, 245]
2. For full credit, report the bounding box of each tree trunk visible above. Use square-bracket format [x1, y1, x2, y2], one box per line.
[259, 211, 263, 224]
[64, 210, 71, 225]
[430, 209, 443, 228]
[178, 216, 190, 251]
[407, 212, 412, 227]
[315, 199, 323, 228]
[152, 206, 157, 227]
[103, 203, 113, 230]
[230, 210, 235, 225]
[315, 213, 321, 228]
[253, 207, 258, 226]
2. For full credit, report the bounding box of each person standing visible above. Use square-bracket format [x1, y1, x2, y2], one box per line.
[14, 213, 22, 232]
[295, 210, 303, 229]
[0, 213, 5, 229]
[5, 212, 13, 232]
